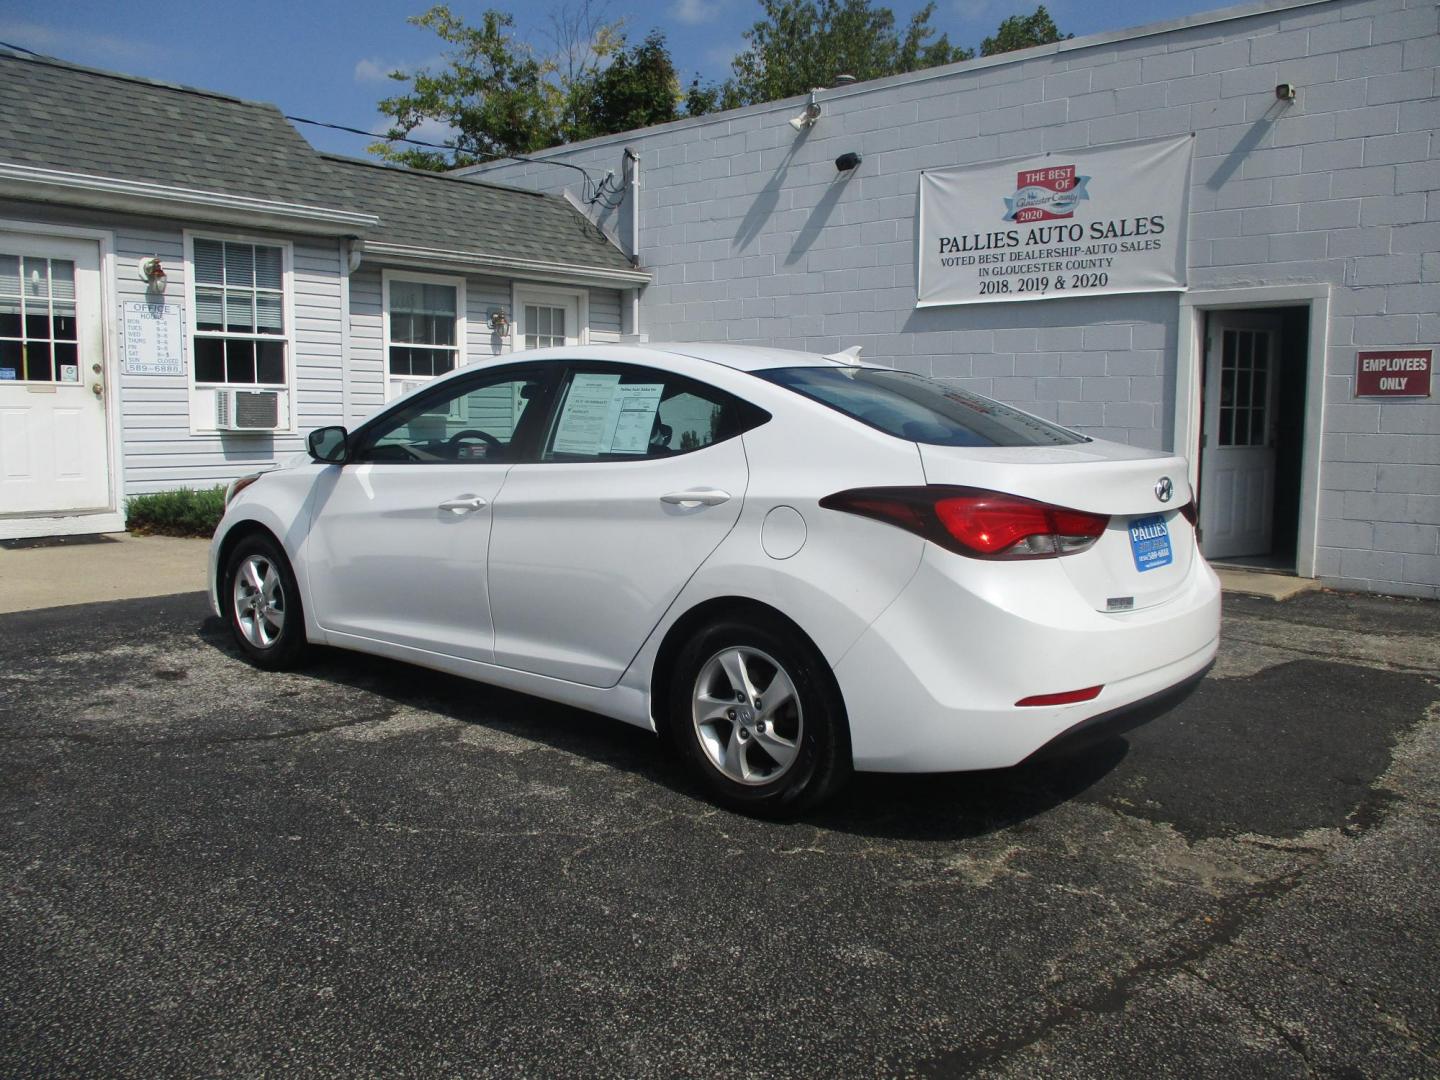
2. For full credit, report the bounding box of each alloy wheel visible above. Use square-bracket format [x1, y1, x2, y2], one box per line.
[691, 646, 803, 785]
[233, 553, 286, 650]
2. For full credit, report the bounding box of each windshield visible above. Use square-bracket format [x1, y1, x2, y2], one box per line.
[759, 366, 1088, 447]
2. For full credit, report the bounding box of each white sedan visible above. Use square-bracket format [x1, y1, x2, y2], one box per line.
[210, 343, 1220, 815]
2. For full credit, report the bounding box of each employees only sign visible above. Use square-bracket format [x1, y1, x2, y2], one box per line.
[917, 135, 1194, 307]
[1355, 349, 1432, 397]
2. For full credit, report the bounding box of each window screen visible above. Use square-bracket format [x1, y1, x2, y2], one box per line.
[760, 366, 1086, 447]
[389, 281, 459, 378]
[193, 238, 286, 385]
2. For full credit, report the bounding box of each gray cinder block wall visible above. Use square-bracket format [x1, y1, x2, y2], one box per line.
[463, 0, 1439, 598]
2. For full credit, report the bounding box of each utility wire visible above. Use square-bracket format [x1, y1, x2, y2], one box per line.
[0, 40, 625, 209]
[287, 115, 626, 209]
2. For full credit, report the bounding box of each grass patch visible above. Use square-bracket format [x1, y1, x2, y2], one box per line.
[125, 486, 227, 537]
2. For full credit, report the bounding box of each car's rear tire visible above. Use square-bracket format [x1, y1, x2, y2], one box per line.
[223, 533, 309, 671]
[668, 616, 851, 817]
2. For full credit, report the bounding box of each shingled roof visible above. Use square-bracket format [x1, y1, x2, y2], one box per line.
[322, 154, 636, 275]
[0, 50, 638, 278]
[0, 51, 347, 211]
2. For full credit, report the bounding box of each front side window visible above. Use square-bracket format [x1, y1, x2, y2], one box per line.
[388, 279, 460, 384]
[356, 367, 552, 464]
[760, 366, 1087, 447]
[541, 366, 767, 463]
[193, 238, 286, 385]
[0, 255, 77, 383]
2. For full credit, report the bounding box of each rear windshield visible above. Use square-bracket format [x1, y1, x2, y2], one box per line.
[759, 366, 1088, 447]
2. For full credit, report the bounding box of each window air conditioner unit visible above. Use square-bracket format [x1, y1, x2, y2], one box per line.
[215, 388, 285, 432]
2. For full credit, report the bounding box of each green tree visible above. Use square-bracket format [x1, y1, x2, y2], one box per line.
[716, 0, 971, 110]
[980, 5, 1071, 57]
[570, 31, 681, 142]
[371, 5, 681, 168]
[372, 7, 559, 168]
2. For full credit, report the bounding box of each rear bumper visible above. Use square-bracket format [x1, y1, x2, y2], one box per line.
[1020, 659, 1212, 763]
[833, 546, 1221, 773]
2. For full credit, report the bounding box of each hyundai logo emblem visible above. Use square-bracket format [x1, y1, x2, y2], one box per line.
[1155, 476, 1174, 503]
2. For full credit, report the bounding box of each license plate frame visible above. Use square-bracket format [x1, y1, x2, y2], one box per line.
[1128, 514, 1173, 572]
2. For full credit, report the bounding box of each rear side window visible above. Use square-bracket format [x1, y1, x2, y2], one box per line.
[760, 366, 1087, 447]
[541, 365, 769, 462]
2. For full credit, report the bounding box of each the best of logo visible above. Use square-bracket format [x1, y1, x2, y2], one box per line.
[1003, 164, 1091, 223]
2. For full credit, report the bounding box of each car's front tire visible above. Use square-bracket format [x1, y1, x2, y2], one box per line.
[668, 616, 851, 817]
[223, 533, 309, 670]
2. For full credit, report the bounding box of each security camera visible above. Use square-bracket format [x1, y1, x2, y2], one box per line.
[788, 102, 821, 131]
[787, 90, 822, 131]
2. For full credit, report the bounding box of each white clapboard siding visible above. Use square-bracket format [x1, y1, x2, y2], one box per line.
[347, 266, 385, 424]
[588, 288, 623, 342]
[114, 222, 345, 495]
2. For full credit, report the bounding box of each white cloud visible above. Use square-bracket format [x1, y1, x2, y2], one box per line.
[0, 19, 163, 66]
[354, 57, 397, 83]
[354, 53, 446, 84]
[670, 0, 721, 25]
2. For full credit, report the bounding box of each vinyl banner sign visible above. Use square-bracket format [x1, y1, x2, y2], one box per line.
[917, 135, 1193, 307]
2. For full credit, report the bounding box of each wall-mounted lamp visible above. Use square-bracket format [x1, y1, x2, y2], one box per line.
[787, 90, 822, 132]
[835, 152, 863, 172]
[1275, 82, 1296, 101]
[488, 309, 510, 334]
[137, 256, 167, 293]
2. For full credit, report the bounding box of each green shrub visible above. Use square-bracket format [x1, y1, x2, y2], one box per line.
[125, 486, 227, 537]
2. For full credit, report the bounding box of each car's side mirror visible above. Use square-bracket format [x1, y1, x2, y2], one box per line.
[307, 425, 349, 464]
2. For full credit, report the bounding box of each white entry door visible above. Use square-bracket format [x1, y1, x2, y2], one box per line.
[1199, 312, 1281, 560]
[0, 235, 110, 517]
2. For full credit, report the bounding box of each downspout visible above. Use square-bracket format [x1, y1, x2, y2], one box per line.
[625, 147, 642, 340]
[340, 238, 361, 426]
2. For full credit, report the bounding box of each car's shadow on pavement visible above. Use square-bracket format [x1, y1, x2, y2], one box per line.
[199, 616, 1132, 842]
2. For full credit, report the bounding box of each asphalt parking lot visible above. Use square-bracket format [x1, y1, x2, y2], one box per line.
[2, 587, 1437, 1078]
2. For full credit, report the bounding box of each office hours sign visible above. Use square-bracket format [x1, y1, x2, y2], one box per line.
[917, 135, 1193, 307]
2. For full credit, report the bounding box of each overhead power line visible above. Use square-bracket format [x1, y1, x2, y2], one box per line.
[285, 115, 626, 209]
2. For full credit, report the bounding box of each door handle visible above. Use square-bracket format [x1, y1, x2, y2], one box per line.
[660, 489, 731, 507]
[438, 496, 488, 514]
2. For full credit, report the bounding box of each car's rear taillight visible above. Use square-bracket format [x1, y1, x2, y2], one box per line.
[820, 486, 1109, 560]
[1178, 501, 1197, 526]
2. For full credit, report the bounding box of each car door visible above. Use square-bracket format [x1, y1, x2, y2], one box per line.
[305, 364, 557, 662]
[487, 362, 767, 687]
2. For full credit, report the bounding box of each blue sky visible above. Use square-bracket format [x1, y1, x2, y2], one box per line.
[5, 1, 1224, 156]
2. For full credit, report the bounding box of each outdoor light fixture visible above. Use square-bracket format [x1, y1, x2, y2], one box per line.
[488, 309, 510, 334]
[1275, 82, 1296, 100]
[835, 152, 862, 172]
[787, 90, 822, 132]
[137, 256, 167, 293]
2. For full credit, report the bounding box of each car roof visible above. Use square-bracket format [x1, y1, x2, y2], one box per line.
[496, 342, 861, 374]
[654, 342, 856, 372]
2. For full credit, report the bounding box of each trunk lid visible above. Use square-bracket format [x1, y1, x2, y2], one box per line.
[918, 439, 1196, 612]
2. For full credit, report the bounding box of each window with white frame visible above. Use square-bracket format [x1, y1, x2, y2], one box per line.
[192, 238, 287, 385]
[386, 276, 462, 394]
[513, 286, 583, 352]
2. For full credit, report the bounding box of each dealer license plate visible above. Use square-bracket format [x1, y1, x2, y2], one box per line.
[1128, 515, 1172, 572]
